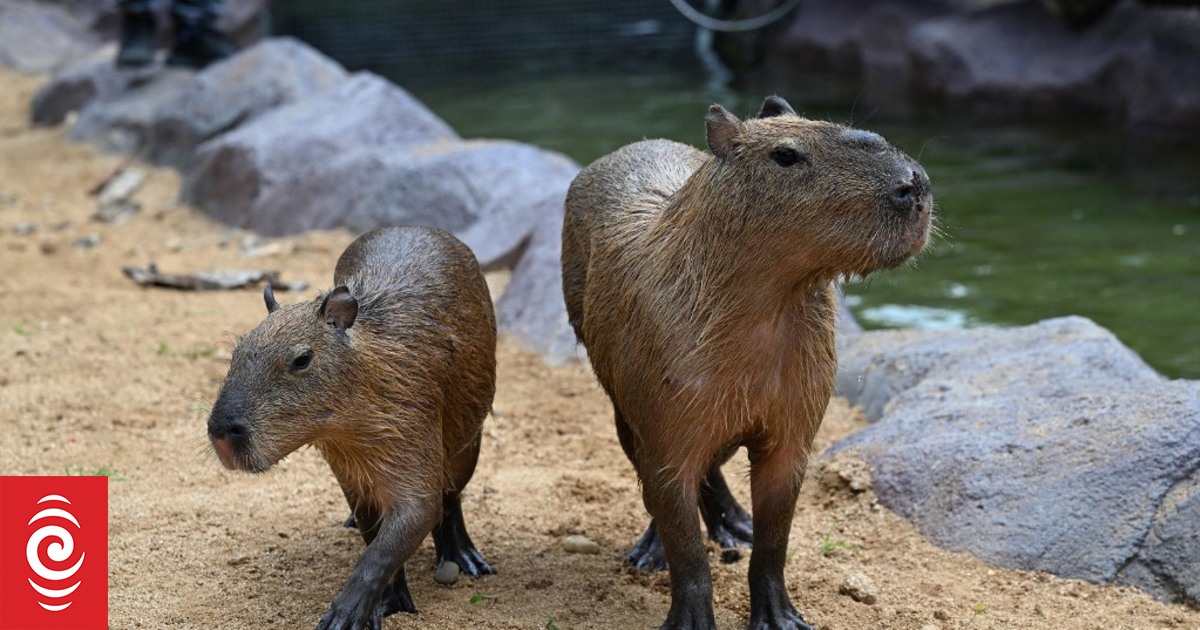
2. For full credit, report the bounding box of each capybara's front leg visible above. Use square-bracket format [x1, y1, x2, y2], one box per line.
[747, 445, 815, 630]
[316, 500, 437, 630]
[643, 476, 717, 630]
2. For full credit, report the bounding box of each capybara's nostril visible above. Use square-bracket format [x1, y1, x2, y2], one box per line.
[225, 420, 249, 440]
[892, 178, 916, 214]
[892, 165, 931, 214]
[208, 415, 249, 442]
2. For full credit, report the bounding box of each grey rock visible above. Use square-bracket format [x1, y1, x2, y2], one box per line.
[562, 535, 601, 554]
[31, 46, 141, 127]
[0, 0, 101, 74]
[829, 316, 1200, 604]
[839, 571, 879, 605]
[907, 1, 1200, 130]
[765, 0, 948, 116]
[760, 0, 1200, 132]
[39, 38, 347, 164]
[144, 37, 348, 169]
[433, 560, 460, 585]
[495, 192, 582, 364]
[67, 67, 196, 155]
[182, 71, 458, 232]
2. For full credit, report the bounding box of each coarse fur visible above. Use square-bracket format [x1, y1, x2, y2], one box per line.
[562, 96, 932, 630]
[208, 226, 496, 630]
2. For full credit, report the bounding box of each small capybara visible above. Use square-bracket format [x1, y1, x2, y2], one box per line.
[207, 226, 496, 630]
[562, 96, 932, 629]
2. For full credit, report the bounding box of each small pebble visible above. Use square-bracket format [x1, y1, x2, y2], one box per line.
[434, 560, 460, 585]
[39, 240, 58, 255]
[13, 223, 34, 235]
[73, 234, 101, 250]
[563, 534, 600, 554]
[839, 571, 879, 605]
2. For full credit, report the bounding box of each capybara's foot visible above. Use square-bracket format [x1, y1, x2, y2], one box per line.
[627, 521, 668, 572]
[433, 494, 495, 579]
[437, 542, 494, 579]
[699, 467, 753, 562]
[747, 599, 816, 630]
[658, 598, 718, 630]
[702, 501, 753, 562]
[316, 593, 383, 630]
[376, 575, 417, 617]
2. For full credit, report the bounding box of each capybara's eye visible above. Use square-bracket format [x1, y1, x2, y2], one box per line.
[290, 349, 314, 372]
[771, 147, 806, 168]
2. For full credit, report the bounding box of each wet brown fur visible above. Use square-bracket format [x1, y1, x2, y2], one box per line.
[209, 226, 496, 628]
[562, 98, 931, 628]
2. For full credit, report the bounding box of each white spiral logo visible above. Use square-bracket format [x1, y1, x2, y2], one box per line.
[26, 494, 85, 612]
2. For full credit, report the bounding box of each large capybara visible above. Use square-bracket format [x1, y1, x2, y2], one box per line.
[562, 96, 932, 629]
[207, 226, 497, 630]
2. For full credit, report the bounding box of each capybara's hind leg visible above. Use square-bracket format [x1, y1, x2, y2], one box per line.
[699, 465, 754, 559]
[628, 465, 753, 571]
[376, 567, 417, 616]
[433, 492, 494, 578]
[746, 445, 815, 630]
[615, 407, 670, 572]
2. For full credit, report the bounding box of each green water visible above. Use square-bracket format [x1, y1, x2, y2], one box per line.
[405, 70, 1200, 380]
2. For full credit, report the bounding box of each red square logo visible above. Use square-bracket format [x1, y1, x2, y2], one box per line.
[0, 476, 108, 630]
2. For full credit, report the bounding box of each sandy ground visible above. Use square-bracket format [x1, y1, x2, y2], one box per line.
[2, 66, 1199, 630]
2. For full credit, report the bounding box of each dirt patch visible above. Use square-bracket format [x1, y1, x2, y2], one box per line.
[1, 67, 1196, 630]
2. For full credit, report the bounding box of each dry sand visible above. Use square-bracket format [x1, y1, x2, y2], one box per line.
[1, 67, 1197, 630]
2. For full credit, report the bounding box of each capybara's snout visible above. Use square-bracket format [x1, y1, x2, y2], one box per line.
[207, 391, 253, 471]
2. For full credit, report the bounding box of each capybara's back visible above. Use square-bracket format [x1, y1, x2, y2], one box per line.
[562, 139, 707, 340]
[560, 96, 932, 630]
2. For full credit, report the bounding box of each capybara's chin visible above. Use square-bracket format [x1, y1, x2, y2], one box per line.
[210, 436, 274, 473]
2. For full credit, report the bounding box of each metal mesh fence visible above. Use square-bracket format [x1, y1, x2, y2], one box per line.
[272, 1, 700, 78]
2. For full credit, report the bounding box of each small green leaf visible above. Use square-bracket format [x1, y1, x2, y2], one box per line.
[468, 593, 496, 605]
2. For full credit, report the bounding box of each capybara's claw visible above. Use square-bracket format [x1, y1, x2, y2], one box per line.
[450, 545, 494, 578]
[316, 598, 382, 630]
[748, 600, 816, 630]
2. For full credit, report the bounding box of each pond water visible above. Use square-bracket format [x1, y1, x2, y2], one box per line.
[402, 68, 1200, 380]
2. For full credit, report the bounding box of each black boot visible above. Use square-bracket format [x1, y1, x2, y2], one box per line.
[116, 0, 158, 67]
[166, 0, 236, 69]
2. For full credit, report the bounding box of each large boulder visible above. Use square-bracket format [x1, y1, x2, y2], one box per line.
[45, 38, 347, 166]
[494, 186, 581, 364]
[29, 46, 140, 127]
[183, 71, 579, 260]
[907, 1, 1200, 130]
[66, 66, 196, 155]
[830, 316, 1200, 603]
[762, 0, 950, 116]
[755, 0, 1200, 132]
[143, 37, 348, 168]
[0, 0, 102, 74]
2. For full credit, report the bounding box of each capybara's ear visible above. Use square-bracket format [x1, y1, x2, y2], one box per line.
[264, 283, 279, 314]
[758, 95, 796, 118]
[706, 105, 741, 159]
[320, 286, 358, 331]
